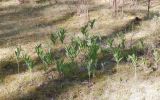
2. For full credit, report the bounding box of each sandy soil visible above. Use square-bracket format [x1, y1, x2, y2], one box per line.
[0, 0, 160, 100]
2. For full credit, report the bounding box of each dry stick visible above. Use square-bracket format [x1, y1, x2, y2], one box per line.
[147, 0, 151, 18]
[130, 26, 135, 48]
[17, 32, 21, 74]
[122, 0, 124, 16]
[85, 0, 90, 22]
[114, 0, 117, 17]
[17, 17, 21, 73]
[117, 0, 124, 18]
[16, 57, 20, 73]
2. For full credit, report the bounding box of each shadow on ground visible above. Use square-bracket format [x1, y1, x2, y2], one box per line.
[6, 49, 116, 100]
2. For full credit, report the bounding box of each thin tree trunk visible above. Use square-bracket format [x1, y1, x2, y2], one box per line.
[114, 0, 117, 17]
[148, 0, 151, 18]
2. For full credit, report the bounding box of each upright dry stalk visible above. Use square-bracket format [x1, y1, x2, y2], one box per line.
[113, 0, 118, 17]
[110, 0, 125, 17]
[147, 0, 151, 18]
[128, 54, 138, 82]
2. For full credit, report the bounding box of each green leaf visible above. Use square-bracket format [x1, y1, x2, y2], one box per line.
[113, 48, 123, 64]
[58, 28, 66, 43]
[81, 24, 88, 36]
[50, 32, 58, 44]
[23, 54, 34, 72]
[128, 54, 138, 67]
[106, 38, 114, 48]
[65, 44, 79, 61]
[35, 44, 44, 58]
[89, 19, 96, 29]
[15, 46, 22, 60]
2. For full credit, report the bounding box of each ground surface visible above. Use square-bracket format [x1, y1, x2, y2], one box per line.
[0, 0, 160, 100]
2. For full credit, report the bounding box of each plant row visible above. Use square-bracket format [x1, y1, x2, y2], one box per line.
[15, 19, 160, 82]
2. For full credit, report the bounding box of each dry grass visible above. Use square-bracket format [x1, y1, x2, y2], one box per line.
[0, 0, 160, 100]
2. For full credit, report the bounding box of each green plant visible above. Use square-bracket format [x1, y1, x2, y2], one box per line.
[65, 44, 79, 62]
[56, 59, 76, 77]
[81, 24, 89, 37]
[128, 54, 138, 67]
[80, 36, 97, 49]
[87, 38, 100, 79]
[87, 59, 93, 82]
[72, 37, 87, 49]
[139, 39, 145, 49]
[89, 19, 96, 29]
[35, 44, 43, 58]
[117, 32, 126, 49]
[141, 57, 148, 69]
[128, 54, 138, 80]
[88, 42, 99, 62]
[86, 36, 99, 47]
[35, 44, 53, 70]
[106, 38, 114, 48]
[42, 50, 53, 70]
[56, 58, 64, 76]
[15, 46, 22, 73]
[153, 49, 160, 69]
[57, 28, 66, 43]
[50, 32, 58, 44]
[23, 54, 34, 72]
[130, 46, 137, 55]
[71, 37, 81, 50]
[113, 48, 123, 67]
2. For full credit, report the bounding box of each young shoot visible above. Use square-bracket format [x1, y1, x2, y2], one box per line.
[65, 45, 79, 62]
[117, 32, 126, 49]
[113, 48, 123, 67]
[106, 38, 114, 48]
[35, 44, 43, 58]
[35, 44, 53, 70]
[57, 28, 66, 44]
[86, 36, 98, 47]
[56, 59, 75, 77]
[128, 54, 138, 80]
[23, 54, 34, 72]
[153, 49, 160, 69]
[141, 57, 148, 69]
[139, 38, 145, 49]
[15, 46, 22, 73]
[50, 32, 58, 44]
[89, 19, 96, 29]
[56, 58, 65, 76]
[81, 24, 89, 37]
[88, 42, 100, 62]
[71, 37, 81, 51]
[42, 50, 53, 70]
[87, 38, 100, 78]
[73, 37, 87, 49]
[87, 59, 93, 83]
